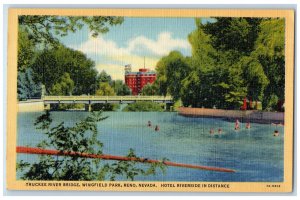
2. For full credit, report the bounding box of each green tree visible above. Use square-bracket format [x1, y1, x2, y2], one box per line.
[164, 17, 284, 110]
[18, 29, 37, 72]
[31, 45, 98, 95]
[188, 19, 216, 70]
[155, 61, 168, 96]
[93, 82, 117, 111]
[98, 70, 113, 86]
[18, 15, 124, 97]
[112, 80, 131, 96]
[253, 18, 285, 110]
[238, 56, 269, 101]
[141, 83, 158, 96]
[17, 111, 167, 180]
[96, 82, 116, 96]
[155, 51, 190, 100]
[179, 21, 218, 107]
[17, 30, 43, 100]
[203, 17, 261, 56]
[17, 68, 42, 100]
[49, 73, 74, 95]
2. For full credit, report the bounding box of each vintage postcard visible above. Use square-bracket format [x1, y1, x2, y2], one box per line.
[6, 8, 294, 192]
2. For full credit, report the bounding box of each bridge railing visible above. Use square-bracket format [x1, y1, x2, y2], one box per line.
[43, 95, 173, 101]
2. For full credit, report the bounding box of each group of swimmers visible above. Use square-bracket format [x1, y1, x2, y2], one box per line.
[235, 119, 282, 136]
[234, 119, 251, 130]
[209, 119, 251, 135]
[147, 121, 160, 131]
[209, 128, 223, 135]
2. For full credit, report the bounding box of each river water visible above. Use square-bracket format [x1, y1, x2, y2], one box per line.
[17, 111, 284, 182]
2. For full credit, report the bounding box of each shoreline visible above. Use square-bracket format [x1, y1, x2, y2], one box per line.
[17, 102, 284, 124]
[178, 107, 284, 124]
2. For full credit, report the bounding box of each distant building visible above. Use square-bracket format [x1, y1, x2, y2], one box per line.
[124, 65, 156, 95]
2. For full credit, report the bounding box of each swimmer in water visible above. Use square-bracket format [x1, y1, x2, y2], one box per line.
[234, 119, 240, 130]
[147, 121, 152, 127]
[155, 125, 160, 131]
[273, 130, 280, 137]
[246, 122, 251, 129]
[209, 128, 214, 134]
[218, 128, 222, 134]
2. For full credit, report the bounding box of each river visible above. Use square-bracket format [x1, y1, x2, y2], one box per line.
[17, 111, 284, 182]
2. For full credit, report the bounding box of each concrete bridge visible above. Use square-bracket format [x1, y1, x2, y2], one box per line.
[42, 95, 174, 111]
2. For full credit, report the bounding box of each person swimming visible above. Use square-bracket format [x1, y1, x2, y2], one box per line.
[234, 119, 240, 130]
[209, 128, 214, 134]
[246, 122, 251, 129]
[155, 125, 160, 131]
[273, 130, 280, 137]
[147, 121, 152, 127]
[218, 128, 222, 134]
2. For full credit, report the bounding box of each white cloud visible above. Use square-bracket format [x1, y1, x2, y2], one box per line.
[95, 63, 125, 81]
[72, 31, 190, 61]
[70, 32, 190, 80]
[127, 32, 190, 56]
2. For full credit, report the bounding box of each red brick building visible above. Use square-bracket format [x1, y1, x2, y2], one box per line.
[124, 65, 156, 95]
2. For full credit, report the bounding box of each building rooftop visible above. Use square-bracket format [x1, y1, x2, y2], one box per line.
[125, 71, 156, 75]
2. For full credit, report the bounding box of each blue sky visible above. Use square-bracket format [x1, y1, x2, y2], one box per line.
[60, 17, 199, 80]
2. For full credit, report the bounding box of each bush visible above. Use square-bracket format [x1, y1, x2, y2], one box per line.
[91, 103, 120, 111]
[50, 103, 85, 111]
[122, 101, 164, 112]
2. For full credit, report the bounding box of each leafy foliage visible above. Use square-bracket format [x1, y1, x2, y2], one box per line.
[253, 18, 285, 110]
[17, 111, 167, 181]
[18, 29, 37, 72]
[123, 101, 164, 112]
[156, 17, 285, 111]
[203, 17, 262, 55]
[155, 51, 190, 100]
[141, 83, 159, 96]
[17, 68, 42, 100]
[98, 70, 113, 86]
[49, 73, 74, 95]
[31, 45, 98, 95]
[17, 15, 124, 98]
[96, 82, 116, 96]
[112, 80, 131, 96]
[19, 16, 124, 46]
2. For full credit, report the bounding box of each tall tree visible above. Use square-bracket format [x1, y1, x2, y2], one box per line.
[141, 83, 158, 96]
[17, 68, 42, 100]
[238, 56, 269, 102]
[18, 29, 37, 72]
[253, 18, 285, 110]
[112, 80, 131, 96]
[31, 45, 98, 95]
[98, 70, 113, 86]
[155, 51, 190, 100]
[96, 82, 116, 96]
[203, 17, 261, 56]
[49, 73, 75, 95]
[18, 15, 124, 98]
[188, 19, 217, 71]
